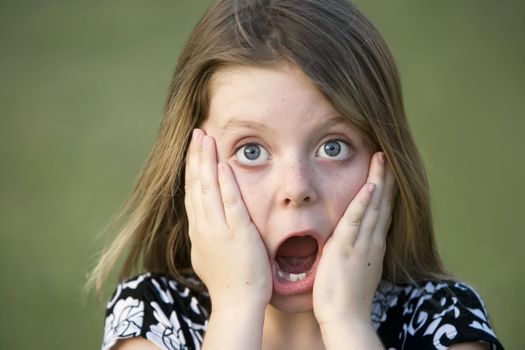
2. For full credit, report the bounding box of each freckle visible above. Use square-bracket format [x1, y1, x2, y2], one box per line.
[246, 281, 250, 285]
[367, 262, 371, 266]
[226, 284, 230, 288]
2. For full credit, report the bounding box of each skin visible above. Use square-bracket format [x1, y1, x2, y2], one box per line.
[190, 64, 387, 349]
[201, 64, 374, 313]
[112, 64, 490, 350]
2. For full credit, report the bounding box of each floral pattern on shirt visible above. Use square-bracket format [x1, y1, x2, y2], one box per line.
[102, 273, 504, 350]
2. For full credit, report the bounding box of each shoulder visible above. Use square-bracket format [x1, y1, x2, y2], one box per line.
[374, 279, 504, 350]
[102, 272, 209, 350]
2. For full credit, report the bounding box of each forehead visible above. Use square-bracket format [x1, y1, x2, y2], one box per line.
[205, 63, 340, 130]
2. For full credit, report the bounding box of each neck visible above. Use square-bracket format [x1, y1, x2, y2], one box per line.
[262, 305, 324, 350]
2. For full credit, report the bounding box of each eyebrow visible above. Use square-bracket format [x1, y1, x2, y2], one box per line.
[220, 117, 271, 136]
[220, 114, 351, 136]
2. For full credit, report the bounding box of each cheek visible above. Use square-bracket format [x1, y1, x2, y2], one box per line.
[323, 166, 369, 223]
[228, 168, 270, 229]
[328, 179, 363, 219]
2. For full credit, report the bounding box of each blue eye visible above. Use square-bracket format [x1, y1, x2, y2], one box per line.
[317, 140, 351, 160]
[234, 143, 270, 165]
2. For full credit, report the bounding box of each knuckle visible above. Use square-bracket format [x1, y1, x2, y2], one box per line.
[371, 200, 381, 212]
[185, 176, 199, 190]
[200, 180, 211, 194]
[344, 214, 362, 227]
[222, 193, 239, 208]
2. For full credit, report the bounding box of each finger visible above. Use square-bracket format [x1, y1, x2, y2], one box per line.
[217, 161, 252, 232]
[355, 152, 386, 251]
[184, 129, 200, 187]
[184, 193, 194, 230]
[199, 135, 227, 225]
[372, 161, 396, 242]
[331, 181, 376, 250]
[186, 129, 204, 237]
[184, 129, 201, 231]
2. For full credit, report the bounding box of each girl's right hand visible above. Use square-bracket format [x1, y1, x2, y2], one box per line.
[184, 129, 273, 312]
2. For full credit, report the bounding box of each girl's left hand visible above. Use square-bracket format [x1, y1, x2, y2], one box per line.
[312, 151, 396, 327]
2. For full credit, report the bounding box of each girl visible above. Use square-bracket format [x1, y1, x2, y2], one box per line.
[90, 0, 505, 349]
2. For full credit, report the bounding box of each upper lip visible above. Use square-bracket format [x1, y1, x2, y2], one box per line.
[272, 229, 324, 259]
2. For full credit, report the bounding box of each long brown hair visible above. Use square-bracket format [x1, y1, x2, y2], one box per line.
[89, 0, 446, 296]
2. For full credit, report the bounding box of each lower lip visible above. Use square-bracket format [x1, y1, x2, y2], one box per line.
[271, 255, 320, 296]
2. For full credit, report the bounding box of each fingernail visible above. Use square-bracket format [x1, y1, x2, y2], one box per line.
[192, 128, 200, 141]
[203, 135, 212, 149]
[378, 152, 385, 164]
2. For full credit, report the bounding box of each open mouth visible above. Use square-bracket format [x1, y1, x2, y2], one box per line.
[272, 235, 320, 295]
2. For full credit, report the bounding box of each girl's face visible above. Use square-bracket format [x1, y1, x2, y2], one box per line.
[201, 63, 372, 312]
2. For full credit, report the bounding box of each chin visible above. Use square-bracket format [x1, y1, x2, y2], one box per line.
[269, 290, 314, 313]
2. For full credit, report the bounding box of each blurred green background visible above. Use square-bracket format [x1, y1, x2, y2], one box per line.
[0, 1, 522, 349]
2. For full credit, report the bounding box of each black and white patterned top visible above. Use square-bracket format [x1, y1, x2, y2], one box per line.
[102, 273, 504, 350]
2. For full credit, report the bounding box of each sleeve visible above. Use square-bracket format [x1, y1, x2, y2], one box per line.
[400, 281, 505, 350]
[101, 273, 209, 350]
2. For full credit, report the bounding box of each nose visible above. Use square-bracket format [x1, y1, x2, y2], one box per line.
[277, 159, 317, 208]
